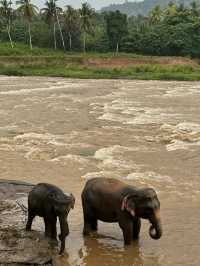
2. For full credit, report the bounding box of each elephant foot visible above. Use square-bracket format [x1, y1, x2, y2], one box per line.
[83, 223, 91, 235]
[132, 234, 140, 240]
[83, 228, 97, 236]
[83, 228, 90, 236]
[124, 239, 132, 245]
[50, 238, 58, 246]
[83, 220, 98, 236]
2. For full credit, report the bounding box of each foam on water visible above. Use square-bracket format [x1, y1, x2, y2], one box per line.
[94, 145, 140, 171]
[164, 86, 200, 97]
[166, 140, 200, 151]
[124, 171, 173, 183]
[14, 131, 78, 143]
[0, 131, 80, 162]
[98, 100, 179, 125]
[24, 147, 51, 161]
[160, 122, 200, 151]
[94, 145, 133, 160]
[0, 82, 78, 95]
[0, 143, 14, 151]
[50, 154, 89, 165]
[81, 171, 117, 179]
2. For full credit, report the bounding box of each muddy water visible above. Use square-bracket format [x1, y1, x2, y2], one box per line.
[0, 76, 200, 266]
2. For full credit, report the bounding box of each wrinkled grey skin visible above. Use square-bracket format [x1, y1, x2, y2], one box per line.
[82, 178, 162, 245]
[26, 183, 75, 254]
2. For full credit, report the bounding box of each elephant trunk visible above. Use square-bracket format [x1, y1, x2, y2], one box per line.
[149, 210, 162, 240]
[59, 215, 69, 254]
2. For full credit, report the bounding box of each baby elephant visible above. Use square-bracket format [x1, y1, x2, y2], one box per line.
[82, 178, 162, 245]
[26, 183, 75, 254]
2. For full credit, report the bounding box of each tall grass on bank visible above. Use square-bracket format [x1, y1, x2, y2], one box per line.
[0, 64, 199, 81]
[0, 42, 200, 81]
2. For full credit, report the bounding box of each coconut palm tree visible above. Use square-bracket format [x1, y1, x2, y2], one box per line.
[164, 2, 177, 17]
[54, 0, 65, 51]
[149, 5, 163, 25]
[0, 0, 14, 47]
[79, 2, 94, 52]
[63, 5, 79, 50]
[190, 1, 200, 17]
[16, 0, 38, 50]
[41, 0, 57, 49]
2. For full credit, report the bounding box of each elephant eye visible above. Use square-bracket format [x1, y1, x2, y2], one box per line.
[49, 193, 56, 199]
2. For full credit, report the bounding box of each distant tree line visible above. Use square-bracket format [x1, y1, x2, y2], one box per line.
[0, 0, 200, 57]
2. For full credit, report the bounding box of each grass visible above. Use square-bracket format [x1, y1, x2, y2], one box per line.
[0, 42, 65, 56]
[0, 42, 146, 58]
[1, 64, 200, 81]
[0, 42, 200, 80]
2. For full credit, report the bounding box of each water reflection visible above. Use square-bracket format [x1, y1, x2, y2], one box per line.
[77, 234, 160, 266]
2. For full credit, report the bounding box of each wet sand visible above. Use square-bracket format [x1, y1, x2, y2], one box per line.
[0, 76, 199, 266]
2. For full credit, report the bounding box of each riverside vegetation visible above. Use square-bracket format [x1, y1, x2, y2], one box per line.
[0, 1, 200, 80]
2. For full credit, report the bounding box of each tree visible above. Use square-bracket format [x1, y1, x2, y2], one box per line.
[63, 5, 79, 50]
[163, 1, 177, 18]
[54, 0, 65, 51]
[105, 10, 128, 53]
[0, 0, 14, 47]
[41, 0, 57, 49]
[41, 0, 65, 50]
[79, 2, 94, 52]
[16, 0, 38, 50]
[149, 5, 163, 25]
[190, 1, 200, 17]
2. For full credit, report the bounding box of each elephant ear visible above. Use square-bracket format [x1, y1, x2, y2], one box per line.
[121, 195, 136, 217]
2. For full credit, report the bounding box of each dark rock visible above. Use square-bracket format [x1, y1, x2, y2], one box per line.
[0, 180, 58, 266]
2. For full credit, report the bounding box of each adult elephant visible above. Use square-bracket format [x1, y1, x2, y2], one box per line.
[26, 183, 75, 254]
[81, 178, 162, 244]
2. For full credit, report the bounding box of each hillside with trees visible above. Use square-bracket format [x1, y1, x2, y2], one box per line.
[101, 0, 200, 16]
[0, 1, 200, 58]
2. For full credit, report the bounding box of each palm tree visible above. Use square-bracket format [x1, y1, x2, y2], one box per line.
[149, 5, 162, 25]
[190, 1, 200, 17]
[54, 0, 65, 51]
[0, 0, 14, 47]
[41, 0, 57, 49]
[79, 2, 94, 53]
[63, 5, 79, 50]
[16, 0, 38, 50]
[164, 2, 177, 17]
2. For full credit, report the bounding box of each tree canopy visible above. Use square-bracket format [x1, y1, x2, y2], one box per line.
[0, 1, 200, 57]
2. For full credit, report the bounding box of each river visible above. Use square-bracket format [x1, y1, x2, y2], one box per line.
[0, 76, 199, 266]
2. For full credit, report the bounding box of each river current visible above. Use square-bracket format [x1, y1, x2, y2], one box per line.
[0, 76, 199, 265]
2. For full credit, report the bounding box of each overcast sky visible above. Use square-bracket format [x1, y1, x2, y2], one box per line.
[32, 0, 130, 9]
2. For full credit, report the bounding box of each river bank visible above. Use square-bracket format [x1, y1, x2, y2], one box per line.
[0, 43, 200, 80]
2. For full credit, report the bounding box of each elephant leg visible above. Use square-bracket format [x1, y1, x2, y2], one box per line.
[26, 210, 35, 231]
[51, 216, 57, 240]
[83, 216, 97, 235]
[132, 218, 141, 240]
[91, 219, 98, 231]
[82, 204, 97, 235]
[119, 219, 133, 245]
[44, 216, 52, 238]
